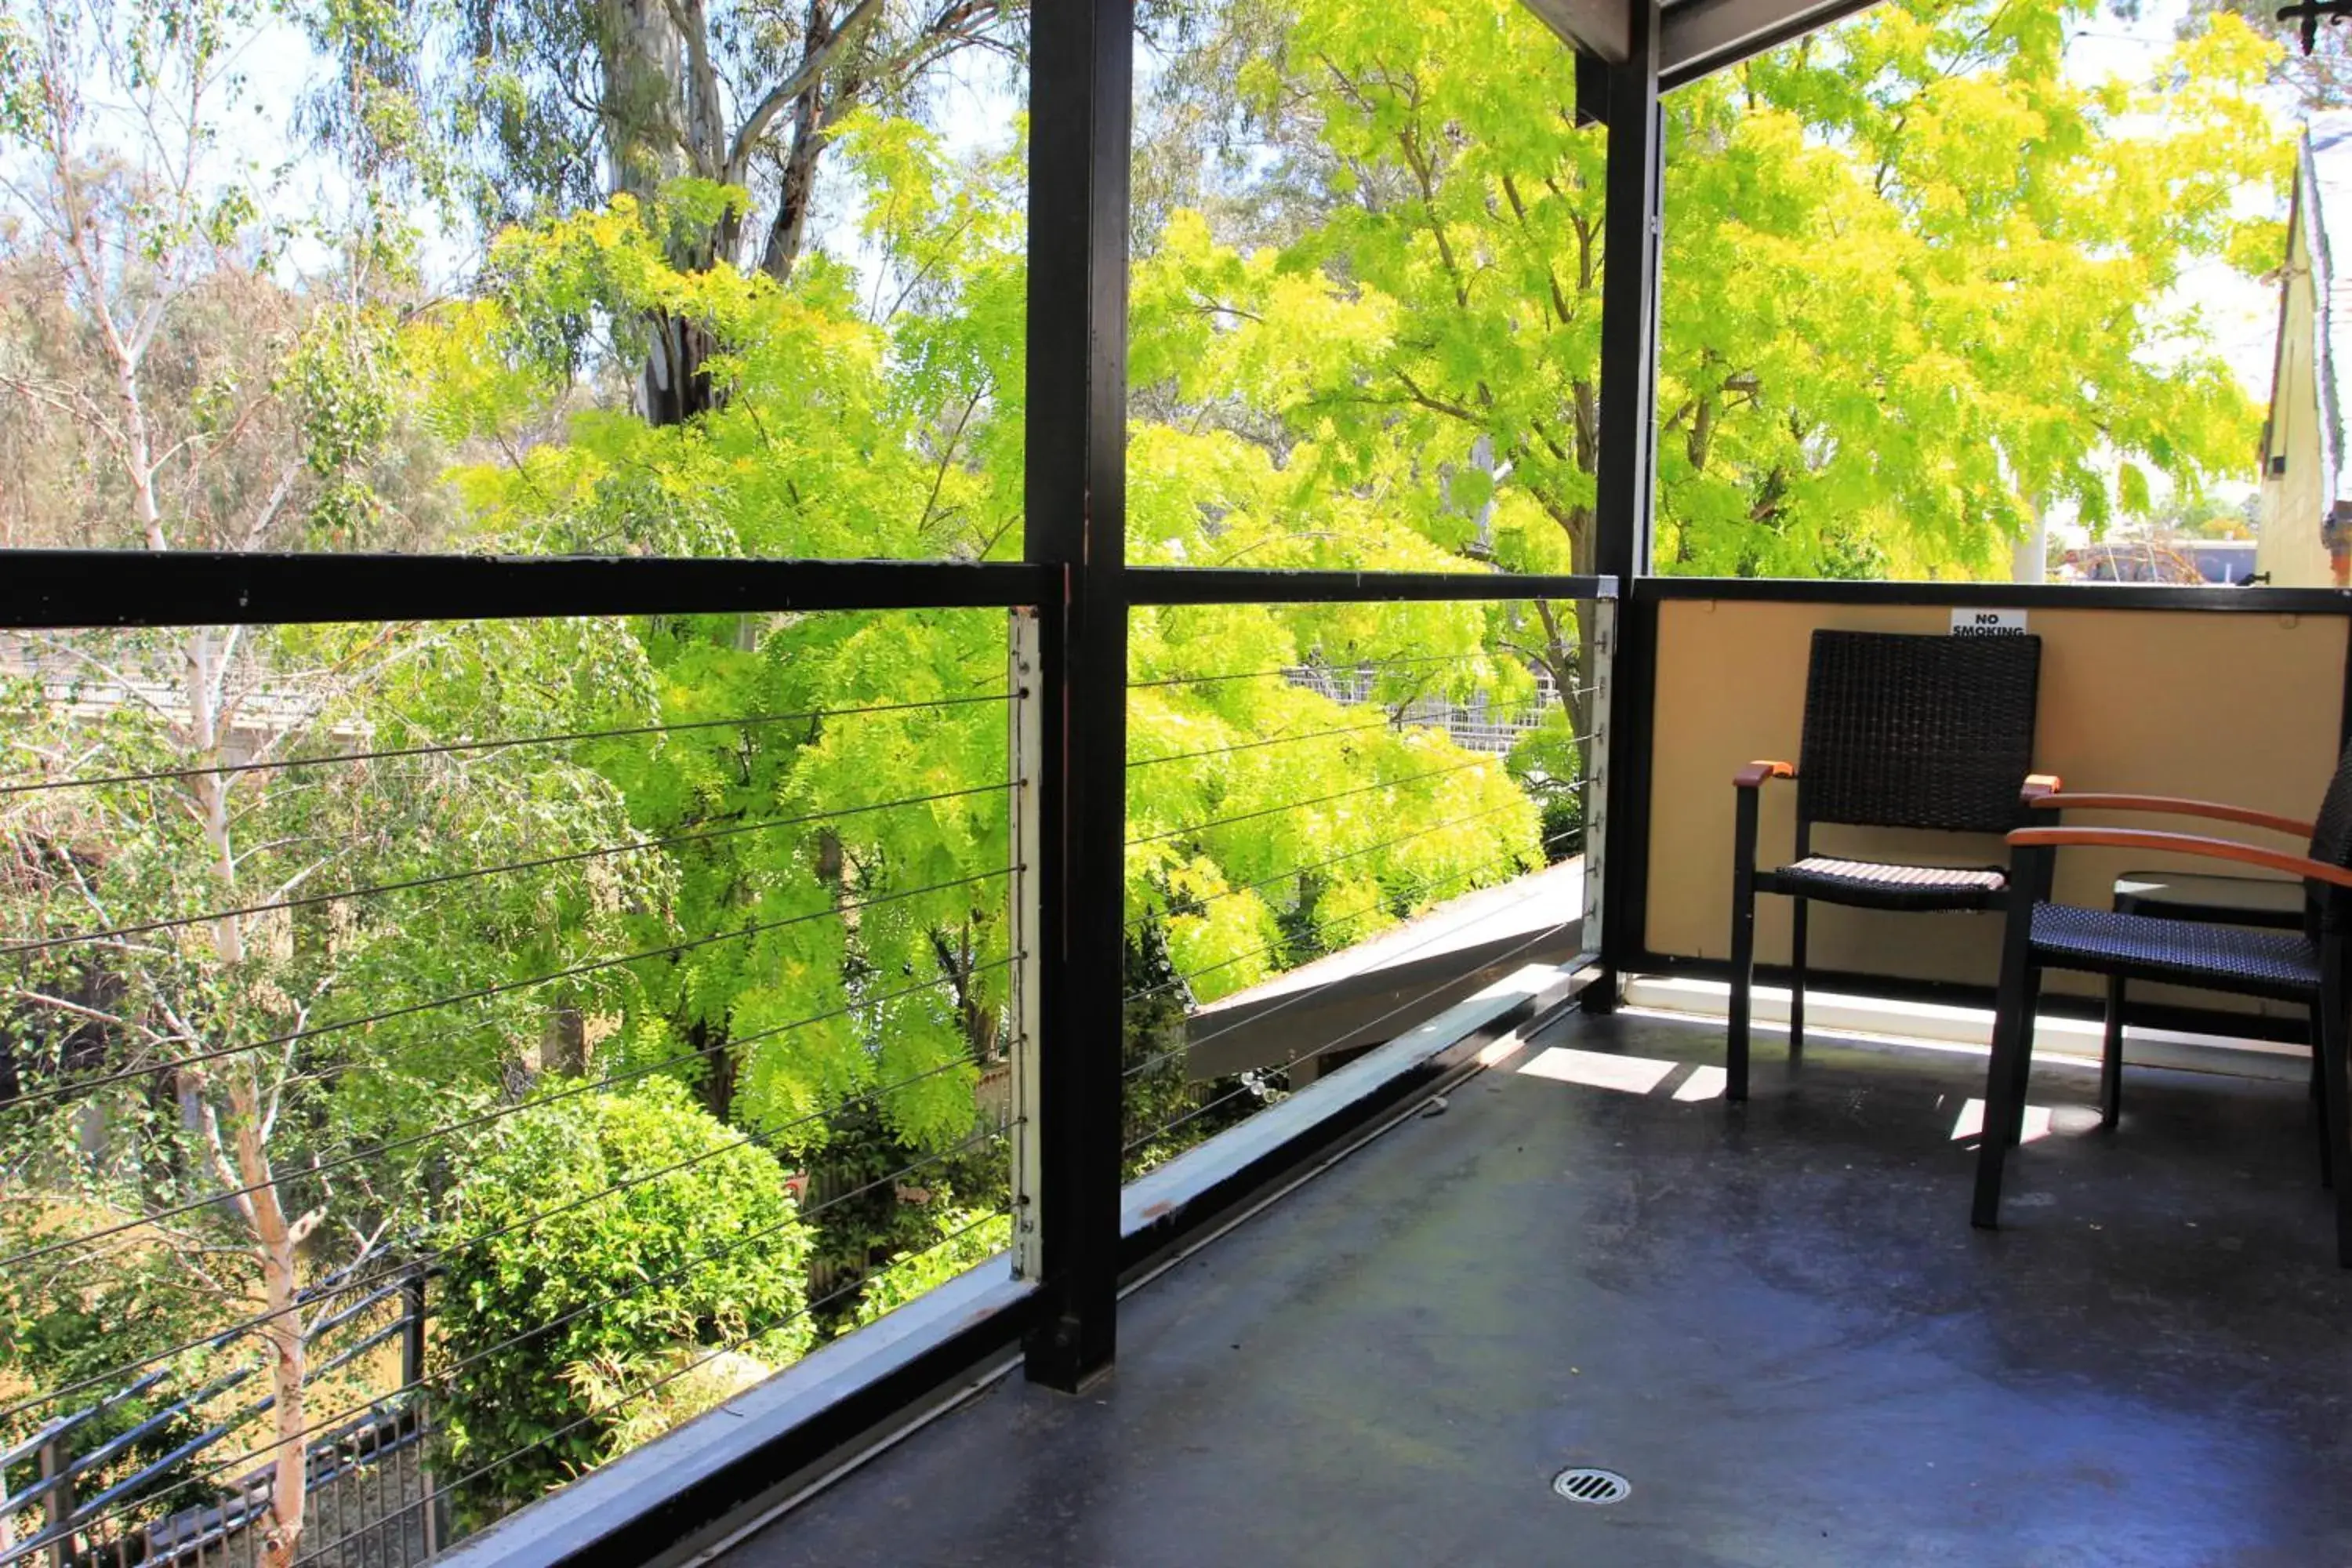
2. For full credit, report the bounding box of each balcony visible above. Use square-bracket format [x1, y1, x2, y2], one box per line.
[6, 0, 2352, 1558]
[725, 1004, 2352, 1568]
[16, 550, 2350, 1568]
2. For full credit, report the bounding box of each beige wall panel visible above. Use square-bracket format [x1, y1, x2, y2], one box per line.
[1645, 597, 2348, 1019]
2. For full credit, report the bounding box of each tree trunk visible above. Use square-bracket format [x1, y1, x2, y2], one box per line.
[186, 621, 316, 1568]
[760, 96, 831, 282]
[640, 314, 724, 426]
[593, 0, 728, 426]
[756, 0, 841, 283]
[694, 1019, 738, 1123]
[233, 1091, 310, 1568]
[597, 0, 685, 206]
[543, 1004, 588, 1076]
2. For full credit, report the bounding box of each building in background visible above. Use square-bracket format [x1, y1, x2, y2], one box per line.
[2258, 114, 2352, 589]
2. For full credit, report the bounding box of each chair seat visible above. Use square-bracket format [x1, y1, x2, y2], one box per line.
[2112, 868, 2307, 928]
[1767, 855, 2006, 912]
[2029, 903, 2321, 996]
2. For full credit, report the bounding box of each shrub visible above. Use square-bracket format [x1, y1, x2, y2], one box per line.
[432, 1080, 812, 1519]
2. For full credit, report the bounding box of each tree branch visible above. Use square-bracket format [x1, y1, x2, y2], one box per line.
[724, 0, 888, 184]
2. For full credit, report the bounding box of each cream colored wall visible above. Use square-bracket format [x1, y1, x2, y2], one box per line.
[2259, 203, 2334, 590]
[1646, 597, 2348, 1018]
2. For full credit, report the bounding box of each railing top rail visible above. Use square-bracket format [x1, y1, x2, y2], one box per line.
[1636, 575, 2352, 615]
[1127, 568, 1617, 604]
[0, 552, 1062, 630]
[0, 554, 1624, 630]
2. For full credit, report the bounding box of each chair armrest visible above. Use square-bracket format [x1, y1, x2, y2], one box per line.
[1733, 760, 1795, 789]
[2006, 826, 2352, 889]
[2024, 792, 2314, 838]
[2019, 774, 2062, 807]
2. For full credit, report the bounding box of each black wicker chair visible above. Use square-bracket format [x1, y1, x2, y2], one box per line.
[1729, 630, 2056, 1101]
[2096, 839, 2321, 1130]
[1970, 739, 2352, 1267]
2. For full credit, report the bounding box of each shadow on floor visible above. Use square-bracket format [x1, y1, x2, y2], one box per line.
[725, 1011, 2352, 1568]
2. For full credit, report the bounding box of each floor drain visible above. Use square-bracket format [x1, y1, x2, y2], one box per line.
[1552, 1467, 1632, 1506]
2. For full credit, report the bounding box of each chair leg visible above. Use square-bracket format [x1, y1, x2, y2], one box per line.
[1788, 897, 1809, 1060]
[2313, 1004, 2333, 1191]
[1974, 862, 2044, 1231]
[2100, 975, 2126, 1131]
[2005, 965, 2042, 1145]
[1974, 973, 2034, 1229]
[2323, 995, 2351, 1266]
[2310, 1004, 2326, 1105]
[1729, 871, 1757, 1106]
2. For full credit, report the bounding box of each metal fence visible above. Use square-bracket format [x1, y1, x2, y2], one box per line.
[0, 554, 1612, 1566]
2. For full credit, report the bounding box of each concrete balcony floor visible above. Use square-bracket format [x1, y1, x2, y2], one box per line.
[727, 1010, 2352, 1567]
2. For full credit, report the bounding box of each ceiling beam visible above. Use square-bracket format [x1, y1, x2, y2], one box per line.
[1519, 0, 1630, 64]
[1659, 0, 1882, 87]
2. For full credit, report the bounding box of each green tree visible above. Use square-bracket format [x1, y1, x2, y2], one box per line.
[307, 0, 1031, 422]
[1133, 0, 2282, 589]
[430, 1081, 813, 1519]
[407, 114, 1541, 1189]
[0, 14, 670, 1563]
[2188, 0, 2351, 112]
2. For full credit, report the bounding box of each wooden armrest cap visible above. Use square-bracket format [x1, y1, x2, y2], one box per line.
[2025, 791, 2314, 837]
[2005, 826, 2352, 889]
[1734, 760, 1795, 789]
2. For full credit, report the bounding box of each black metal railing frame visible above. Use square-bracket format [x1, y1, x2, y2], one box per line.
[0, 548, 1617, 1566]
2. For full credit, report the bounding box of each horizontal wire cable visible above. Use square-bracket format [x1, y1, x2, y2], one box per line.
[90, 1122, 1018, 1528]
[1127, 895, 1581, 1156]
[0, 956, 1018, 1276]
[1119, 846, 1537, 1075]
[45, 873, 1577, 1535]
[0, 691, 1014, 799]
[1131, 663, 1595, 705]
[1125, 760, 1487, 849]
[1183, 870, 1576, 1062]
[0, 1041, 1010, 1428]
[1121, 798, 1532, 936]
[132, 1207, 1019, 1566]
[0, 867, 1014, 1114]
[1126, 718, 1392, 770]
[2, 784, 1014, 960]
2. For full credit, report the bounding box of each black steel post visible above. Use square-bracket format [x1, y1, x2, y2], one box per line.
[399, 1269, 426, 1388]
[1022, 0, 1131, 1393]
[1590, 0, 1664, 1008]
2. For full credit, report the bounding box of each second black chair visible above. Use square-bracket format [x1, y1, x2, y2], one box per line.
[1728, 630, 2056, 1101]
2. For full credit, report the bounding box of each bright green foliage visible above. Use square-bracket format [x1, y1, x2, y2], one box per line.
[431, 1080, 814, 1517]
[0, 618, 658, 1243]
[408, 162, 1027, 1155]
[410, 118, 1541, 1180]
[1135, 0, 2285, 580]
[847, 1208, 1013, 1330]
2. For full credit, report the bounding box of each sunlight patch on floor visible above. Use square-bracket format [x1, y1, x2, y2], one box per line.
[1672, 1064, 1729, 1102]
[1515, 1046, 1679, 1094]
[1949, 1096, 2054, 1145]
[1506, 1044, 2067, 1139]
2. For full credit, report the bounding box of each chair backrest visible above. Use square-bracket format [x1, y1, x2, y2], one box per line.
[1795, 630, 2044, 835]
[2306, 735, 2352, 938]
